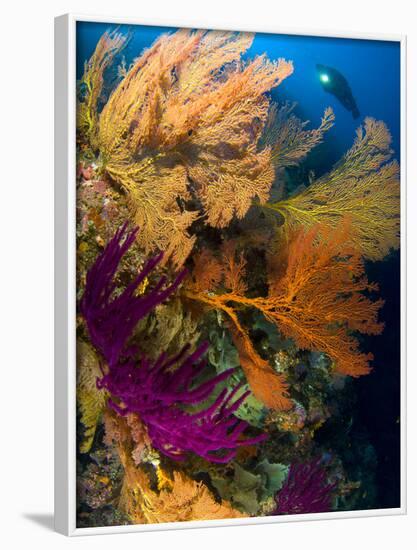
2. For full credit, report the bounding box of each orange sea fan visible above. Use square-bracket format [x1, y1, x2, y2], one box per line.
[190, 248, 224, 293]
[229, 325, 291, 411]
[186, 222, 383, 410]
[185, 245, 292, 411]
[261, 222, 384, 376]
[85, 29, 293, 265]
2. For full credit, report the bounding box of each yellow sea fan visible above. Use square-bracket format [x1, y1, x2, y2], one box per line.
[77, 30, 128, 145]
[148, 298, 200, 357]
[77, 340, 108, 453]
[113, 413, 245, 524]
[262, 102, 335, 169]
[189, 145, 275, 228]
[152, 471, 247, 523]
[121, 163, 198, 268]
[266, 118, 400, 261]
[124, 469, 246, 524]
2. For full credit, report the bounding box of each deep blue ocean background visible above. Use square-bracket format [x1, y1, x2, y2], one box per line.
[77, 22, 401, 509]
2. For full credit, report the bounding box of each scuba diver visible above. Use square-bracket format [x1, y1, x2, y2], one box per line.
[316, 64, 360, 119]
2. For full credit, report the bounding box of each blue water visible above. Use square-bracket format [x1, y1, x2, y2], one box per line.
[76, 21, 401, 509]
[248, 33, 400, 158]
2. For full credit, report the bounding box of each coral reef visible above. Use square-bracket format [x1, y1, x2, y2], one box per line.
[184, 223, 383, 408]
[184, 242, 291, 410]
[80, 225, 266, 463]
[110, 411, 247, 523]
[78, 29, 293, 266]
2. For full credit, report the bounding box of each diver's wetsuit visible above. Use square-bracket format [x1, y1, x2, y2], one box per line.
[317, 64, 360, 119]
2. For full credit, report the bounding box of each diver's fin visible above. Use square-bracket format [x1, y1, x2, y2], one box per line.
[352, 106, 360, 119]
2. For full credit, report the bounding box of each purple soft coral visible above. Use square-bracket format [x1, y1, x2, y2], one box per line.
[98, 342, 265, 462]
[80, 223, 186, 368]
[273, 457, 336, 515]
[81, 225, 266, 463]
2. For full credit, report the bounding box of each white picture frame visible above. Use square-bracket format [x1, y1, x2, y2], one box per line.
[54, 13, 407, 536]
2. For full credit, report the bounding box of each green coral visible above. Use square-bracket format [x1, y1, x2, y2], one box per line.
[211, 460, 288, 515]
[208, 328, 267, 427]
[254, 459, 289, 497]
[208, 328, 241, 372]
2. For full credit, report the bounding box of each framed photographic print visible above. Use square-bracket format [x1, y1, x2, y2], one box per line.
[54, 14, 406, 536]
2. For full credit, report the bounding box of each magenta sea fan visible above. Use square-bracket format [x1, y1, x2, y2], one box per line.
[80, 224, 266, 463]
[273, 457, 336, 515]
